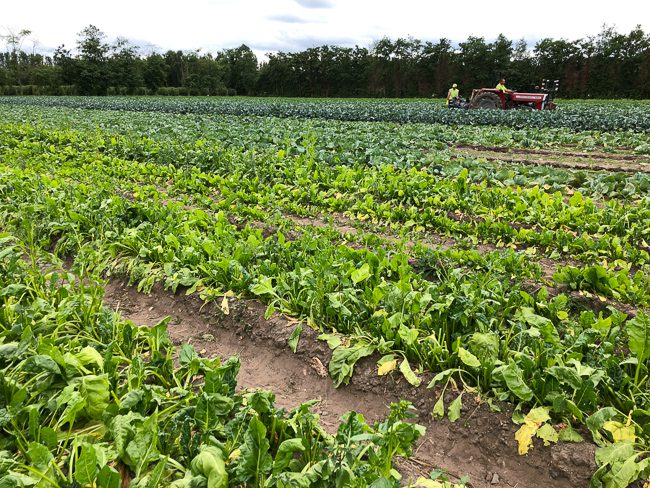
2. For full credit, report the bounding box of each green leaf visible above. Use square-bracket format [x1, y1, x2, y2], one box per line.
[195, 393, 234, 432]
[558, 425, 584, 443]
[39, 427, 58, 449]
[458, 347, 481, 368]
[0, 342, 19, 359]
[288, 323, 303, 353]
[329, 343, 376, 387]
[23, 355, 60, 375]
[191, 446, 227, 488]
[147, 459, 167, 488]
[250, 276, 275, 296]
[609, 455, 646, 488]
[517, 307, 559, 344]
[399, 358, 421, 387]
[627, 311, 650, 363]
[264, 302, 276, 320]
[547, 366, 583, 391]
[318, 333, 341, 350]
[27, 442, 53, 470]
[81, 374, 110, 420]
[448, 393, 462, 422]
[75, 444, 99, 485]
[273, 438, 305, 474]
[398, 325, 419, 346]
[501, 362, 534, 401]
[125, 414, 160, 476]
[179, 344, 198, 365]
[351, 263, 371, 284]
[595, 442, 635, 467]
[426, 369, 454, 389]
[586, 407, 618, 439]
[432, 396, 445, 418]
[467, 332, 499, 366]
[111, 412, 142, 456]
[0, 283, 27, 297]
[569, 191, 583, 206]
[237, 416, 272, 484]
[97, 465, 121, 488]
[76, 346, 104, 371]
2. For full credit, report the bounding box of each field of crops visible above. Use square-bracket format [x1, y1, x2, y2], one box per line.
[0, 96, 649, 487]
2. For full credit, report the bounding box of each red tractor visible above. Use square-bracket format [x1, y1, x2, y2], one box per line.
[468, 79, 559, 111]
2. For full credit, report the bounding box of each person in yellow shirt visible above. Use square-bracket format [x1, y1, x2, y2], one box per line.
[496, 79, 508, 93]
[446, 83, 460, 106]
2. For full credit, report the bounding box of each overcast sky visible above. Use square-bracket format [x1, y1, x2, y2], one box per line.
[2, 0, 649, 59]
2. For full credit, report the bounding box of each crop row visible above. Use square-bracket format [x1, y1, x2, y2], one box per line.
[3, 122, 649, 278]
[0, 233, 434, 487]
[2, 124, 650, 485]
[4, 103, 650, 156]
[2, 96, 650, 132]
[3, 104, 649, 203]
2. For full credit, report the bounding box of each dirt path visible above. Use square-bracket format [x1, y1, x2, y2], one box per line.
[103, 280, 596, 488]
[453, 145, 650, 173]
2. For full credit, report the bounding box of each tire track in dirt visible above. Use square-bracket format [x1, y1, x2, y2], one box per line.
[454, 144, 643, 161]
[453, 145, 650, 173]
[103, 279, 597, 488]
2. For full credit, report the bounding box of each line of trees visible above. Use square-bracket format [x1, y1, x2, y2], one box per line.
[1, 25, 649, 98]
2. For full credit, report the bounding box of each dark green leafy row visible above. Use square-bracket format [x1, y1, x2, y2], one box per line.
[2, 96, 650, 132]
[0, 234, 425, 487]
[3, 122, 648, 276]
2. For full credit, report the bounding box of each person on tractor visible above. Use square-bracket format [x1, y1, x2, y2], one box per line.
[496, 79, 508, 93]
[446, 83, 460, 106]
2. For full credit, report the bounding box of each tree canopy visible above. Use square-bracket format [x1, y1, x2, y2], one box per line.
[1, 24, 649, 98]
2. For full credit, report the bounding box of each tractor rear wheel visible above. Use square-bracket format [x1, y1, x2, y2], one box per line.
[470, 92, 501, 109]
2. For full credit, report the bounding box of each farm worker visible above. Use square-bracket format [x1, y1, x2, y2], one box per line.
[446, 83, 460, 106]
[496, 79, 508, 93]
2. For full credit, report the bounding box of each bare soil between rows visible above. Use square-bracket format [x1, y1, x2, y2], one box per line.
[453, 144, 650, 173]
[103, 279, 597, 488]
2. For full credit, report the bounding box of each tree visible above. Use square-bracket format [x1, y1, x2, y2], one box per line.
[76, 24, 109, 95]
[108, 38, 143, 93]
[144, 53, 168, 92]
[219, 45, 258, 95]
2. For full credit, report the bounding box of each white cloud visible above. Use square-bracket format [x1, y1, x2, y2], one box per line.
[2, 0, 648, 61]
[294, 0, 335, 8]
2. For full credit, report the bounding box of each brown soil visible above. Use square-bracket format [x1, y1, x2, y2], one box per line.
[454, 145, 650, 173]
[103, 280, 597, 488]
[454, 144, 643, 161]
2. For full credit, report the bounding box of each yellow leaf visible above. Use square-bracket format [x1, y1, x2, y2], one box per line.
[378, 359, 398, 376]
[515, 423, 538, 455]
[414, 478, 446, 488]
[228, 448, 241, 462]
[603, 421, 636, 443]
[220, 296, 230, 315]
[536, 424, 559, 446]
[524, 407, 550, 425]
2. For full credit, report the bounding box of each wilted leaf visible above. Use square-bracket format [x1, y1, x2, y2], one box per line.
[220, 296, 230, 315]
[448, 393, 462, 422]
[399, 358, 421, 387]
[603, 421, 636, 443]
[432, 396, 445, 418]
[458, 347, 480, 368]
[288, 323, 303, 353]
[537, 424, 559, 446]
[378, 357, 398, 376]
